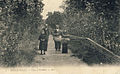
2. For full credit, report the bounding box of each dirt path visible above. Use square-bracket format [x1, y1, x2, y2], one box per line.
[2, 35, 119, 74]
[31, 35, 86, 66]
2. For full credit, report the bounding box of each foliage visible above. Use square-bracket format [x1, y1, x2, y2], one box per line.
[45, 11, 63, 29]
[0, 0, 44, 67]
[69, 37, 120, 65]
[62, 0, 120, 55]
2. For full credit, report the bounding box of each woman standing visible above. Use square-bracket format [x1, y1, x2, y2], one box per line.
[38, 29, 48, 55]
[53, 25, 62, 51]
[61, 30, 70, 53]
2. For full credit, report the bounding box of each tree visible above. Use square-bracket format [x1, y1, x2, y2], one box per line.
[0, 0, 44, 66]
[62, 0, 120, 54]
[46, 11, 63, 29]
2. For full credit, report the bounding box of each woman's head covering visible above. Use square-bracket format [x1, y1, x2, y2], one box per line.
[41, 29, 45, 34]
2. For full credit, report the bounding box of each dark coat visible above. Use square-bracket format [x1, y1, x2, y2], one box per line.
[43, 28, 49, 51]
[38, 34, 48, 51]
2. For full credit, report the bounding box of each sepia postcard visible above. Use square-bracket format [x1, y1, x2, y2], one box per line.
[0, 0, 120, 74]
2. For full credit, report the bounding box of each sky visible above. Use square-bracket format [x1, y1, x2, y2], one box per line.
[41, 0, 64, 19]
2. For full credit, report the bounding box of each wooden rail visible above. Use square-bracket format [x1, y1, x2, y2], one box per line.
[68, 35, 120, 64]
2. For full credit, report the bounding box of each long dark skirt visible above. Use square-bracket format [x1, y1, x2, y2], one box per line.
[39, 41, 48, 51]
[62, 43, 68, 53]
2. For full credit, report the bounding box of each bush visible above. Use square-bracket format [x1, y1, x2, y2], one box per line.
[0, 49, 36, 67]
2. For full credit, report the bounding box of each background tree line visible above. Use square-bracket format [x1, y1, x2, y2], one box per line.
[46, 0, 120, 55]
